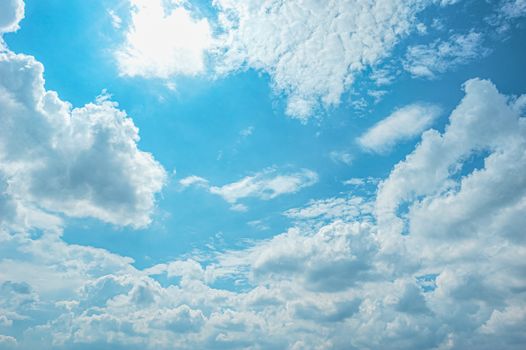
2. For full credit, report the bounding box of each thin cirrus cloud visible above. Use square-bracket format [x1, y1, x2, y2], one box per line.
[357, 103, 442, 154]
[404, 31, 489, 79]
[179, 168, 319, 210]
[114, 0, 459, 120]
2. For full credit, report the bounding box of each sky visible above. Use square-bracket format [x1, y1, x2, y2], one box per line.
[0, 0, 525, 349]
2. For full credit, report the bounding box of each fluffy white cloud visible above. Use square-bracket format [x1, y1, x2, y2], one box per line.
[0, 0, 24, 34]
[0, 50, 166, 229]
[376, 79, 525, 240]
[404, 32, 489, 79]
[357, 103, 441, 153]
[115, 0, 213, 78]
[2, 2, 526, 347]
[1, 1, 167, 231]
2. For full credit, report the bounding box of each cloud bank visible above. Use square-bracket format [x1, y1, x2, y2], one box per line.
[1, 76, 524, 349]
[1, 1, 525, 349]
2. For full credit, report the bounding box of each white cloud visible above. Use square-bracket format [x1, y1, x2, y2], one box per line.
[0, 0, 24, 33]
[500, 0, 526, 18]
[116, 0, 213, 78]
[404, 32, 489, 79]
[284, 196, 373, 223]
[179, 169, 318, 210]
[376, 78, 526, 256]
[487, 0, 526, 32]
[107, 9, 122, 29]
[329, 151, 353, 165]
[115, 0, 460, 120]
[0, 53, 166, 229]
[179, 175, 209, 188]
[209, 168, 318, 205]
[0, 334, 17, 347]
[0, 7, 166, 229]
[0, 78, 522, 350]
[357, 103, 442, 153]
[2, 2, 526, 348]
[239, 126, 254, 138]
[214, 0, 452, 120]
[343, 177, 379, 187]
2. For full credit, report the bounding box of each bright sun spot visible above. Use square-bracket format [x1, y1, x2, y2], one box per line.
[116, 0, 212, 78]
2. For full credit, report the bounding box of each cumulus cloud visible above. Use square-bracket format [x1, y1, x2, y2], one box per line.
[376, 78, 526, 242]
[115, 0, 213, 78]
[0, 1, 166, 230]
[1, 85, 526, 347]
[0, 52, 166, 228]
[1, 2, 526, 348]
[357, 103, 442, 153]
[404, 32, 489, 79]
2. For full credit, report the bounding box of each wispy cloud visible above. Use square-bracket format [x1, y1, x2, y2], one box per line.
[404, 32, 489, 79]
[179, 175, 209, 188]
[210, 169, 318, 204]
[180, 168, 318, 211]
[357, 103, 441, 154]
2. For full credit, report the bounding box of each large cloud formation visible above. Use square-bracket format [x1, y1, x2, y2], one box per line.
[1, 1, 525, 349]
[1, 75, 525, 348]
[0, 4, 166, 229]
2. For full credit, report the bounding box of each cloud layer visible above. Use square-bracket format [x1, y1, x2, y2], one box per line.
[1, 77, 524, 350]
[1, 1, 525, 349]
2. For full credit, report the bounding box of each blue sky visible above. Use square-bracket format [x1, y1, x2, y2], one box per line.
[0, 0, 525, 349]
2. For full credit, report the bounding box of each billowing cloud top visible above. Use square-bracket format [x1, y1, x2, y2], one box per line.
[0, 1, 166, 229]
